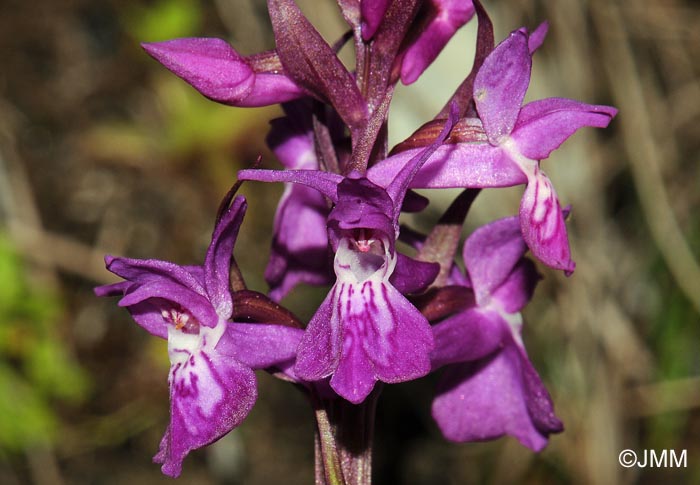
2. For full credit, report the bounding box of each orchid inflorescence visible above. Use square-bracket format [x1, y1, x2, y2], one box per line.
[96, 0, 616, 480]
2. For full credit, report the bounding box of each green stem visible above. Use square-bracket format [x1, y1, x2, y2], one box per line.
[313, 389, 380, 485]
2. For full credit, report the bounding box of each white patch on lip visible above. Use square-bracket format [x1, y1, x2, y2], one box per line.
[166, 318, 228, 426]
[335, 233, 395, 284]
[502, 136, 538, 177]
[167, 317, 226, 366]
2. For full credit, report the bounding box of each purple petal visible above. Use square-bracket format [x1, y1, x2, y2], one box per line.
[437, 0, 494, 118]
[511, 98, 618, 161]
[430, 307, 506, 369]
[94, 280, 130, 297]
[474, 30, 531, 144]
[463, 215, 527, 304]
[362, 282, 434, 386]
[143, 39, 303, 107]
[330, 177, 395, 245]
[519, 168, 574, 273]
[105, 255, 206, 296]
[118, 281, 220, 328]
[217, 323, 304, 369]
[182, 265, 205, 286]
[527, 22, 548, 54]
[432, 341, 561, 451]
[385, 102, 460, 220]
[154, 350, 257, 477]
[368, 143, 526, 189]
[266, 113, 316, 170]
[361, 0, 392, 39]
[491, 258, 539, 313]
[238, 168, 342, 201]
[328, 280, 434, 403]
[390, 253, 439, 294]
[294, 284, 343, 381]
[237, 72, 307, 107]
[400, 0, 476, 84]
[204, 196, 246, 319]
[520, 347, 564, 437]
[142, 38, 254, 103]
[125, 300, 169, 339]
[266, 183, 332, 301]
[330, 326, 377, 404]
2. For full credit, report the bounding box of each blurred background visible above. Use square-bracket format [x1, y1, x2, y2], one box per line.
[0, 0, 698, 483]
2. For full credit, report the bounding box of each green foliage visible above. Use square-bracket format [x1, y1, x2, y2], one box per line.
[646, 255, 699, 452]
[0, 234, 89, 451]
[127, 0, 203, 42]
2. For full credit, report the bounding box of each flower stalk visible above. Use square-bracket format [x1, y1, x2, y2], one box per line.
[313, 389, 379, 485]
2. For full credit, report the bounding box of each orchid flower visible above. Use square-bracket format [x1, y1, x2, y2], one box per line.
[430, 215, 562, 450]
[95, 196, 303, 477]
[237, 109, 459, 403]
[370, 26, 617, 273]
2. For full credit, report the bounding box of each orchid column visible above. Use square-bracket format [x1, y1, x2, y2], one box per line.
[98, 0, 616, 483]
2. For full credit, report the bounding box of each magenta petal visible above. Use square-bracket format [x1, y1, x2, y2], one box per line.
[204, 196, 246, 319]
[327, 280, 434, 403]
[154, 350, 257, 477]
[474, 30, 531, 144]
[142, 38, 255, 104]
[94, 280, 130, 297]
[238, 168, 342, 201]
[294, 284, 342, 381]
[266, 252, 332, 302]
[236, 72, 306, 107]
[365, 282, 434, 384]
[330, 177, 395, 245]
[361, 0, 392, 39]
[385, 103, 460, 219]
[124, 301, 169, 339]
[512, 98, 618, 161]
[526, 22, 548, 54]
[491, 259, 539, 313]
[266, 183, 331, 300]
[520, 350, 564, 437]
[217, 323, 304, 369]
[430, 308, 506, 369]
[264, 103, 334, 300]
[305, 278, 434, 403]
[267, 112, 315, 170]
[519, 169, 574, 273]
[369, 144, 526, 189]
[143, 39, 303, 107]
[105, 256, 206, 295]
[119, 281, 221, 328]
[390, 253, 439, 294]
[463, 215, 527, 304]
[432, 342, 561, 451]
[182, 265, 205, 286]
[330, 329, 377, 404]
[400, 0, 475, 84]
